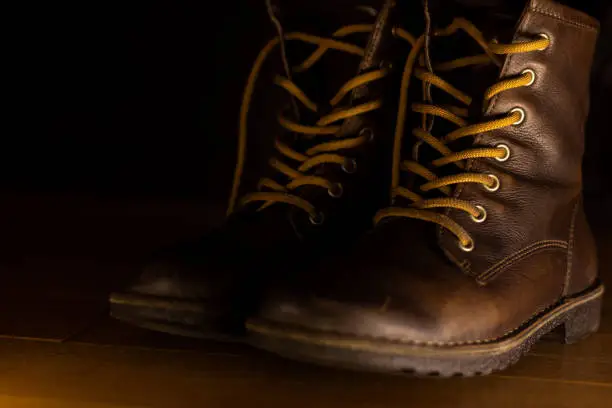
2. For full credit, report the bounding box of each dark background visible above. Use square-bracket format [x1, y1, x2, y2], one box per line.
[13, 1, 275, 205]
[10, 0, 612, 204]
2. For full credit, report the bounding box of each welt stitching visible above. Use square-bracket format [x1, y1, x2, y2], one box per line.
[530, 7, 598, 31]
[477, 240, 568, 282]
[564, 199, 580, 296]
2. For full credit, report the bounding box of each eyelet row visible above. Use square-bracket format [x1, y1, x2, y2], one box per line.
[458, 170, 503, 251]
[308, 127, 374, 225]
[456, 32, 549, 254]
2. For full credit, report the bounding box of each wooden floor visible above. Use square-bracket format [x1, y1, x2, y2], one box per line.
[0, 193, 611, 407]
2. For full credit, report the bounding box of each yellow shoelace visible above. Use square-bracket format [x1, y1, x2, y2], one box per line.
[227, 24, 402, 223]
[375, 17, 550, 251]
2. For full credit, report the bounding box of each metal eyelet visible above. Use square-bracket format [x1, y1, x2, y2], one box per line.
[510, 107, 525, 126]
[537, 33, 550, 50]
[484, 174, 501, 192]
[495, 144, 511, 162]
[328, 183, 344, 198]
[470, 205, 487, 223]
[459, 238, 475, 252]
[309, 212, 325, 225]
[521, 69, 536, 86]
[341, 158, 357, 174]
[359, 127, 375, 142]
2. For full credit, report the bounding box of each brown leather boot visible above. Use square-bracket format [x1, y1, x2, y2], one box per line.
[247, 0, 604, 375]
[109, 0, 423, 340]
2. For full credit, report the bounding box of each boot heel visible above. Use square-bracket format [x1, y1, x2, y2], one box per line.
[562, 295, 602, 344]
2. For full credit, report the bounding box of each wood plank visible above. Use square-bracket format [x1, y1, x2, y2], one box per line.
[74, 326, 612, 384]
[0, 339, 610, 408]
[0, 395, 147, 408]
[67, 315, 238, 351]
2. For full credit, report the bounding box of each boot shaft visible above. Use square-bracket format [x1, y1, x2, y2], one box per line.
[387, 0, 599, 282]
[437, 0, 599, 278]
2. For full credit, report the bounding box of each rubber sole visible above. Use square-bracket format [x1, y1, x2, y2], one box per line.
[246, 283, 604, 376]
[109, 292, 243, 342]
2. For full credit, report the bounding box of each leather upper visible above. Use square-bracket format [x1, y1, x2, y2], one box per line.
[253, 0, 601, 345]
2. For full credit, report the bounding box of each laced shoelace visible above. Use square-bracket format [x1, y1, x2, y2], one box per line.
[375, 17, 550, 251]
[227, 24, 413, 223]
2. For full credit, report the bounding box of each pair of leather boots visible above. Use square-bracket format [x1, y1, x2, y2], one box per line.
[110, 0, 604, 376]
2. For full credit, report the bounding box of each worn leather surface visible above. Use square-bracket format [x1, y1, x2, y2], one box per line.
[119, 0, 424, 320]
[441, 0, 599, 284]
[254, 0, 601, 345]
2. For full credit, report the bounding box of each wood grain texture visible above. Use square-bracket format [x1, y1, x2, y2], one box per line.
[0, 339, 611, 408]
